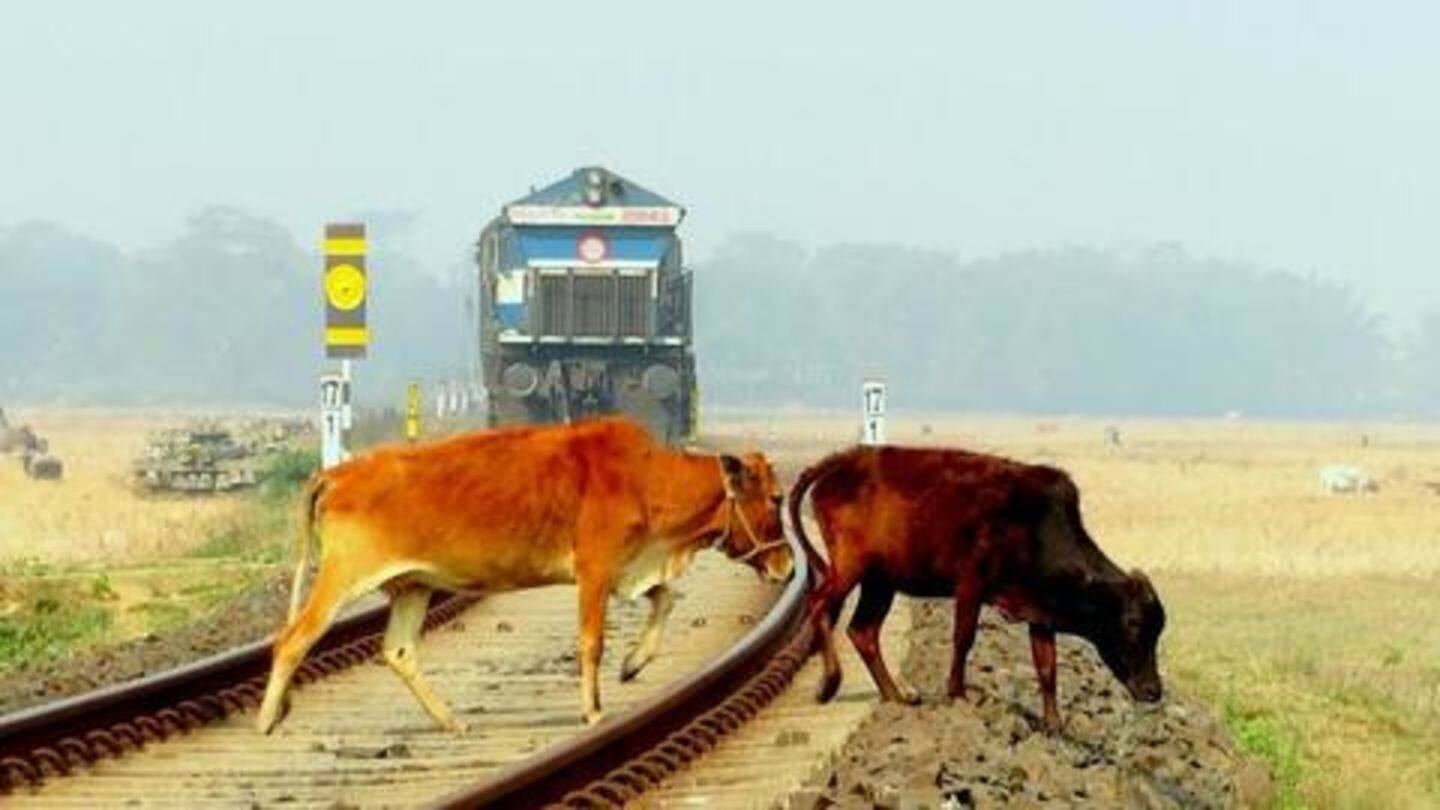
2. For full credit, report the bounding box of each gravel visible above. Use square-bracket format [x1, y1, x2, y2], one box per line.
[787, 600, 1270, 809]
[0, 572, 292, 715]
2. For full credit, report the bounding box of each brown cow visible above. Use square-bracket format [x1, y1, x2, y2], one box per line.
[256, 417, 792, 734]
[790, 446, 1164, 732]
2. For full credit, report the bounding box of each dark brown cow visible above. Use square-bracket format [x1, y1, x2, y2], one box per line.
[789, 445, 1165, 732]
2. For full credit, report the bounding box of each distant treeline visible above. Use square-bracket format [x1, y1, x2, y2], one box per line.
[697, 234, 1440, 418]
[0, 208, 471, 407]
[3, 210, 1438, 418]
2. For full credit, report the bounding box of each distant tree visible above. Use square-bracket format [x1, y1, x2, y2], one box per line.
[695, 236, 1394, 417]
[0, 208, 467, 407]
[0, 221, 127, 401]
[115, 205, 315, 402]
[0, 218, 1412, 417]
[1399, 309, 1440, 417]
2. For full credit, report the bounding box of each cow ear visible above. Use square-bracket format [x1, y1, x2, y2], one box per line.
[719, 454, 747, 492]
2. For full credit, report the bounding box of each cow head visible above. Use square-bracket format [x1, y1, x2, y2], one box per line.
[717, 453, 794, 582]
[1094, 569, 1166, 703]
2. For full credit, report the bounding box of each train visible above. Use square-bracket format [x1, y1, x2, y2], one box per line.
[475, 167, 698, 443]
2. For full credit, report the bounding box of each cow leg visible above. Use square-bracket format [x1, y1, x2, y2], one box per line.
[621, 584, 673, 682]
[257, 565, 351, 734]
[847, 581, 919, 705]
[577, 574, 611, 724]
[947, 577, 984, 700]
[806, 592, 840, 702]
[1029, 623, 1062, 734]
[809, 566, 860, 703]
[382, 586, 464, 733]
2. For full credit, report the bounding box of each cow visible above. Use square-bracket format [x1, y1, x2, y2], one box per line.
[789, 445, 1165, 733]
[256, 417, 792, 735]
[1318, 464, 1378, 495]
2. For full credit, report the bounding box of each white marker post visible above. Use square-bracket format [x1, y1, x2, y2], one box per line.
[861, 378, 887, 445]
[320, 373, 346, 468]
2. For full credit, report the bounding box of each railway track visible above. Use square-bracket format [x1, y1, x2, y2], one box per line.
[0, 543, 811, 808]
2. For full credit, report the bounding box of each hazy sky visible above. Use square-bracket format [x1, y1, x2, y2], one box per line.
[3, 2, 1436, 324]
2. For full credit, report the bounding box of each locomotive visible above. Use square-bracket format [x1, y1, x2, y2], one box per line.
[475, 167, 697, 443]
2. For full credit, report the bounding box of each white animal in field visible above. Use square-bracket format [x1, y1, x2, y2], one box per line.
[1318, 465, 1378, 495]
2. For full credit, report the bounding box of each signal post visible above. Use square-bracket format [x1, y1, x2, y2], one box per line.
[321, 223, 367, 469]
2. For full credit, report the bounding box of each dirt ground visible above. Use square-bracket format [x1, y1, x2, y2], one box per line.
[786, 600, 1263, 809]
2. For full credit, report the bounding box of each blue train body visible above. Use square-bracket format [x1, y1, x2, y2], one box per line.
[476, 167, 697, 442]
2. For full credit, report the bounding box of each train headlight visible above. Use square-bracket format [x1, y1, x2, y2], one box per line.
[642, 364, 681, 400]
[502, 363, 540, 398]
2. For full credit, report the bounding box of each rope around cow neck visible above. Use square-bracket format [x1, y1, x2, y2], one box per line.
[713, 457, 789, 563]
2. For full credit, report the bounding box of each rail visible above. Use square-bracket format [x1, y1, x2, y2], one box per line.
[0, 594, 475, 791]
[1, 534, 813, 808]
[431, 534, 812, 809]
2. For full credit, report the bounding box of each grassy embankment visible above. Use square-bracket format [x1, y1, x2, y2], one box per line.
[0, 411, 321, 673]
[1061, 422, 1440, 809]
[0, 407, 473, 674]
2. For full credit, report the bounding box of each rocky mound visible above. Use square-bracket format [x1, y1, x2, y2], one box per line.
[790, 600, 1268, 809]
[0, 573, 291, 715]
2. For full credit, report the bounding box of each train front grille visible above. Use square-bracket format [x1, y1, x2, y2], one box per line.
[537, 272, 650, 339]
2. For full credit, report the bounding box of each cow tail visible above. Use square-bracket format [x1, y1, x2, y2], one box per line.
[287, 472, 329, 622]
[788, 452, 851, 582]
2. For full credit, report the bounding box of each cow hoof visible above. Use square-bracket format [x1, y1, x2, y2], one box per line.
[584, 710, 605, 726]
[442, 719, 469, 735]
[815, 670, 841, 703]
[255, 707, 281, 735]
[255, 696, 289, 735]
[895, 684, 922, 706]
[620, 653, 648, 682]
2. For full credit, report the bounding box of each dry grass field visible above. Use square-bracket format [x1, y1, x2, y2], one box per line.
[0, 409, 254, 564]
[709, 411, 1440, 809]
[0, 409, 297, 670]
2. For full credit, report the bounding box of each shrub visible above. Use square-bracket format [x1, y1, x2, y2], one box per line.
[259, 448, 320, 501]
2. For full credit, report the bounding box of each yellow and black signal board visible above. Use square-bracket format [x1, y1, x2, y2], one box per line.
[324, 223, 368, 358]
